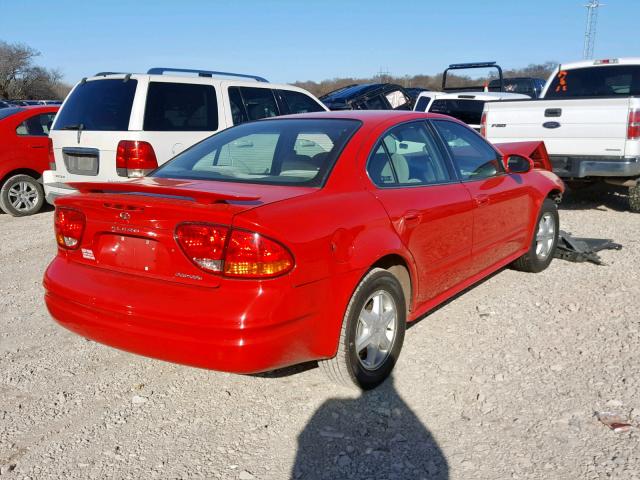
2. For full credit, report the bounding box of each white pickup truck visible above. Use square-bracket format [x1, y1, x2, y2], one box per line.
[482, 58, 640, 212]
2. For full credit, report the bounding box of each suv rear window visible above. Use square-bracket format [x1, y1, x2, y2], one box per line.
[144, 82, 218, 131]
[152, 119, 360, 187]
[277, 89, 324, 114]
[545, 65, 640, 98]
[53, 79, 137, 131]
[429, 99, 485, 125]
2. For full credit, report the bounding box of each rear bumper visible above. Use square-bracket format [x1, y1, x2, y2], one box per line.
[550, 156, 640, 178]
[43, 257, 340, 373]
[43, 170, 76, 205]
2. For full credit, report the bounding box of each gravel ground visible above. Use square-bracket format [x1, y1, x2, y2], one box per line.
[1, 191, 639, 480]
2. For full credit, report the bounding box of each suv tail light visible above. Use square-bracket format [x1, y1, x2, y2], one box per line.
[628, 110, 640, 140]
[54, 208, 85, 249]
[48, 138, 56, 170]
[116, 141, 158, 178]
[175, 223, 294, 278]
[480, 111, 487, 137]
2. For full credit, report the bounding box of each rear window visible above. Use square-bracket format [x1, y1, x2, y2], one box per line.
[545, 65, 640, 98]
[488, 79, 534, 96]
[53, 79, 137, 131]
[144, 82, 218, 131]
[152, 119, 360, 187]
[429, 99, 485, 125]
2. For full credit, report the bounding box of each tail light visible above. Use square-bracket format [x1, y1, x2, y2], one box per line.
[48, 138, 56, 170]
[116, 140, 158, 178]
[628, 110, 640, 140]
[480, 111, 487, 137]
[54, 208, 85, 249]
[175, 223, 294, 279]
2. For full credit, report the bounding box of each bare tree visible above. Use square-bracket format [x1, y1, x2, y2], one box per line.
[0, 40, 70, 100]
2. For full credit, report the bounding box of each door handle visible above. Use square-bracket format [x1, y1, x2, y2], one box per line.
[475, 194, 490, 206]
[403, 211, 422, 226]
[31, 145, 46, 149]
[544, 108, 562, 117]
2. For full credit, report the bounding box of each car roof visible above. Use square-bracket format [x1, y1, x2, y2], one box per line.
[321, 83, 400, 101]
[271, 110, 453, 126]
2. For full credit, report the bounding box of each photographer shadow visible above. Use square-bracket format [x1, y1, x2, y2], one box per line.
[291, 376, 448, 480]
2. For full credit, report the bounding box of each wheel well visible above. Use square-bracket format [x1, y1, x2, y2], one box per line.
[1, 169, 42, 187]
[371, 254, 412, 312]
[547, 188, 563, 204]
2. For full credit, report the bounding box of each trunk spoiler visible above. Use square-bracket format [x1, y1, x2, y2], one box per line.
[494, 141, 552, 171]
[68, 180, 260, 205]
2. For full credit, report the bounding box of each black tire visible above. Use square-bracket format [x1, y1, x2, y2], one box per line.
[0, 174, 45, 217]
[629, 183, 640, 213]
[512, 198, 559, 273]
[320, 268, 406, 390]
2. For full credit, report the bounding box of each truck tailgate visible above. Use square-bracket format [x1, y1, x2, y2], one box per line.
[484, 98, 631, 157]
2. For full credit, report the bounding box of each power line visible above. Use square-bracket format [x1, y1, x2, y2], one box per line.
[583, 0, 604, 60]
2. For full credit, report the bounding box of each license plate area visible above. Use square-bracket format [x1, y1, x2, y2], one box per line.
[63, 147, 99, 176]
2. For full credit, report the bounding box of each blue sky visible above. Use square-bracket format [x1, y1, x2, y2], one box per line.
[2, 0, 638, 85]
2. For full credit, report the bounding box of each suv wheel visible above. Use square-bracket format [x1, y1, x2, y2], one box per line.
[0, 174, 45, 217]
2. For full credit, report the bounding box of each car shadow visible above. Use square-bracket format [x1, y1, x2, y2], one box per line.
[291, 376, 448, 480]
[559, 185, 630, 212]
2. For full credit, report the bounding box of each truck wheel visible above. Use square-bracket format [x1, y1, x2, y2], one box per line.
[629, 183, 640, 213]
[512, 199, 559, 273]
[0, 174, 45, 217]
[320, 268, 406, 390]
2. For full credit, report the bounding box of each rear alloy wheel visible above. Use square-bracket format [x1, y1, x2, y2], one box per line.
[320, 268, 406, 390]
[0, 174, 45, 217]
[512, 198, 559, 273]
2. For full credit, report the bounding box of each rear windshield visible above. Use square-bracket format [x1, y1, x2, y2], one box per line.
[53, 79, 137, 131]
[488, 79, 534, 95]
[152, 118, 360, 187]
[429, 99, 485, 125]
[144, 82, 218, 131]
[545, 65, 640, 98]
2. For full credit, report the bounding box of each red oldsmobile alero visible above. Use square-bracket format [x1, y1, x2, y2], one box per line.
[44, 111, 564, 389]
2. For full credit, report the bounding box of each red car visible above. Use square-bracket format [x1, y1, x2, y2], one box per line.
[44, 111, 564, 389]
[0, 106, 58, 216]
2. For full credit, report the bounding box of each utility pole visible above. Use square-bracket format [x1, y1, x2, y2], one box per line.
[583, 0, 604, 60]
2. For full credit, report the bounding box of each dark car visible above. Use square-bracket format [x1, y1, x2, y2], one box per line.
[0, 100, 10, 109]
[488, 77, 546, 98]
[320, 83, 413, 111]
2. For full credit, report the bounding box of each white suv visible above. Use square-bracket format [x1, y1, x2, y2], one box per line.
[44, 67, 327, 203]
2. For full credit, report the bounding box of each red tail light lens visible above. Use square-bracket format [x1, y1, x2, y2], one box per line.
[116, 141, 158, 178]
[628, 110, 640, 140]
[175, 224, 294, 278]
[224, 230, 294, 278]
[48, 138, 56, 170]
[480, 111, 487, 137]
[54, 208, 85, 249]
[175, 224, 229, 273]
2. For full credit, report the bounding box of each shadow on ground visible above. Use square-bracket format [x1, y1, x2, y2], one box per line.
[291, 376, 448, 480]
[559, 185, 630, 212]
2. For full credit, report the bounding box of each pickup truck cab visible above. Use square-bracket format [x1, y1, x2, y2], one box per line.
[44, 68, 327, 204]
[414, 62, 530, 131]
[482, 58, 640, 212]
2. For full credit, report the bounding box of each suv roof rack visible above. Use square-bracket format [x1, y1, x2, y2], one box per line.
[94, 72, 128, 76]
[146, 67, 268, 82]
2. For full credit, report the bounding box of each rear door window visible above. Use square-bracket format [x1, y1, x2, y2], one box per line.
[16, 113, 57, 136]
[278, 90, 324, 114]
[228, 87, 279, 124]
[53, 79, 137, 131]
[144, 82, 218, 131]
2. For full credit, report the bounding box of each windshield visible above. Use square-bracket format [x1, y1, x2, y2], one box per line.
[152, 118, 361, 187]
[429, 99, 485, 125]
[53, 79, 137, 131]
[545, 65, 640, 98]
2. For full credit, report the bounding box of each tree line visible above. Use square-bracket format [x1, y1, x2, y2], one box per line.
[293, 62, 558, 97]
[0, 40, 71, 100]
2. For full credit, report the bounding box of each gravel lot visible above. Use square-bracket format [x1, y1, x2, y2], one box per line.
[1, 191, 639, 480]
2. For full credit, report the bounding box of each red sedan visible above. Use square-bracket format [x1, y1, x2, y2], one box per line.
[44, 111, 564, 389]
[0, 106, 58, 216]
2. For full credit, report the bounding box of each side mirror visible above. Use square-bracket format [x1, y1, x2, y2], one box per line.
[506, 154, 534, 174]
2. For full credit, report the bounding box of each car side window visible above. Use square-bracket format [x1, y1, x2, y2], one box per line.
[432, 120, 503, 181]
[414, 96, 430, 112]
[16, 113, 56, 136]
[367, 122, 452, 187]
[235, 87, 279, 122]
[144, 82, 218, 131]
[278, 90, 324, 114]
[228, 87, 249, 125]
